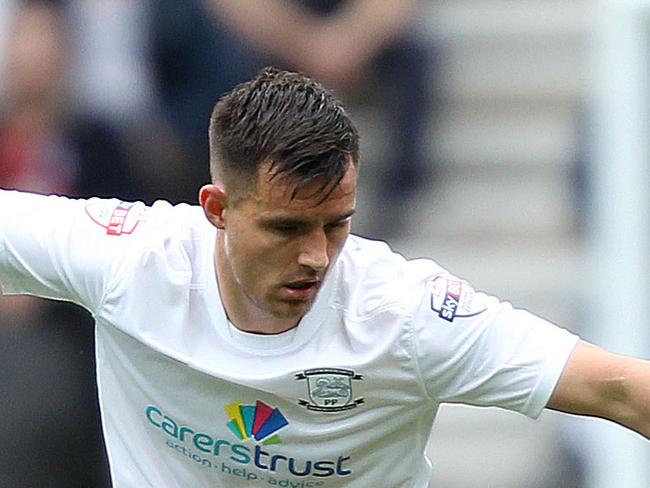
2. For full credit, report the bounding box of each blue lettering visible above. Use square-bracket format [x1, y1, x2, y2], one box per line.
[230, 444, 251, 464]
[440, 295, 458, 321]
[193, 433, 213, 453]
[213, 439, 230, 456]
[336, 456, 352, 476]
[145, 406, 163, 427]
[146, 405, 352, 479]
[178, 426, 194, 442]
[161, 415, 179, 438]
[288, 458, 312, 477]
[254, 445, 270, 469]
[270, 453, 288, 471]
[312, 460, 335, 477]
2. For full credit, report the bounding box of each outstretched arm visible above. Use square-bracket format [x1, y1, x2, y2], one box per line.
[0, 190, 142, 311]
[547, 340, 650, 438]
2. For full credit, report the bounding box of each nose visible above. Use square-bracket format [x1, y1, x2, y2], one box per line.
[297, 228, 329, 271]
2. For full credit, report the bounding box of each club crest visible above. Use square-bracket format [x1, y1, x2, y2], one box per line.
[296, 368, 364, 412]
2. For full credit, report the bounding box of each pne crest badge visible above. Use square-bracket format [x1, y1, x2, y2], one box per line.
[296, 368, 364, 413]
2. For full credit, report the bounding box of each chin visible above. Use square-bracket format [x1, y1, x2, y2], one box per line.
[269, 301, 313, 321]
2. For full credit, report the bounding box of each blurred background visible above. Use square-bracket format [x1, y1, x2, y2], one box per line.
[1, 0, 649, 486]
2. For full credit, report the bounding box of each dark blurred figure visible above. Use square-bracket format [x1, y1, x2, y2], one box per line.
[207, 0, 435, 202]
[0, 1, 135, 485]
[147, 0, 264, 203]
[150, 0, 436, 234]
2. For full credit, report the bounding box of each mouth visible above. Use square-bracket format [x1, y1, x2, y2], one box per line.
[280, 279, 321, 300]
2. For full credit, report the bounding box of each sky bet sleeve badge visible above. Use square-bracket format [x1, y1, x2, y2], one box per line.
[84, 200, 146, 236]
[428, 274, 487, 323]
[296, 368, 364, 412]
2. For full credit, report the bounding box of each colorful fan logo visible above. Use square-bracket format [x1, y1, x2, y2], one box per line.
[225, 401, 289, 446]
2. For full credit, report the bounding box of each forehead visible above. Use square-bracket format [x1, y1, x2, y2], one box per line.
[248, 163, 358, 214]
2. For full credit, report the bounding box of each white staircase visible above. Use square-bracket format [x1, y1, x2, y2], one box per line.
[355, 1, 595, 486]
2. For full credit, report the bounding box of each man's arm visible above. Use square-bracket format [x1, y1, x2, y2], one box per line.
[547, 340, 650, 438]
[203, 0, 417, 88]
[0, 190, 143, 311]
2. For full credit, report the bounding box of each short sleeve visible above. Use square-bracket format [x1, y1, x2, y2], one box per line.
[0, 190, 147, 312]
[411, 270, 579, 418]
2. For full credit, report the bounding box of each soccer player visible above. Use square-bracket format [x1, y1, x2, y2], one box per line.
[1, 67, 649, 487]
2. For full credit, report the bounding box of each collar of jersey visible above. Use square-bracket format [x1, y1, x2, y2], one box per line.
[226, 320, 297, 350]
[203, 228, 337, 355]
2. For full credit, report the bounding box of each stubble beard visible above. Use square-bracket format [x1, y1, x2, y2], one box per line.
[242, 285, 315, 327]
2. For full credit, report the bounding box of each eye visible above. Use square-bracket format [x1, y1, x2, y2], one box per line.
[273, 224, 300, 235]
[325, 220, 350, 232]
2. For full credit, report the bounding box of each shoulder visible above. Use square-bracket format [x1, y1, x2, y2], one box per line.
[83, 197, 211, 279]
[333, 235, 446, 319]
[83, 198, 206, 239]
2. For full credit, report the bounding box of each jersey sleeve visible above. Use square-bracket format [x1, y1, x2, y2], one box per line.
[410, 268, 580, 418]
[0, 190, 147, 313]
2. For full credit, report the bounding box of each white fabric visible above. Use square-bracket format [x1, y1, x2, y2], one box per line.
[0, 190, 579, 487]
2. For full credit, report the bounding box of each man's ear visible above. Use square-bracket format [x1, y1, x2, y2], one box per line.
[199, 184, 227, 229]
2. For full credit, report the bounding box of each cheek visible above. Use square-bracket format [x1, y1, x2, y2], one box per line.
[327, 231, 350, 261]
[225, 230, 288, 279]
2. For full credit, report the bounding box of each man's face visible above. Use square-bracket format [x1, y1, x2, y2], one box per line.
[209, 163, 357, 333]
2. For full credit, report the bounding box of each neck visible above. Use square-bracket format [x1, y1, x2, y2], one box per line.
[214, 234, 300, 335]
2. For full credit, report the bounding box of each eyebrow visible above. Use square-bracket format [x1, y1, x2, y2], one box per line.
[261, 209, 356, 228]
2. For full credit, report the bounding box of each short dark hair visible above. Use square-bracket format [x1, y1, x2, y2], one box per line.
[209, 67, 359, 201]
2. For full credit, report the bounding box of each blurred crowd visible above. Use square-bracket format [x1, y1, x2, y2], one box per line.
[0, 0, 436, 486]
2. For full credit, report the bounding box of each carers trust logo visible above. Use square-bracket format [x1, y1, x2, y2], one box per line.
[225, 401, 289, 446]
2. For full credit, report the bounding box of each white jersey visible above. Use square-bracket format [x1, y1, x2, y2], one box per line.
[0, 190, 579, 488]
